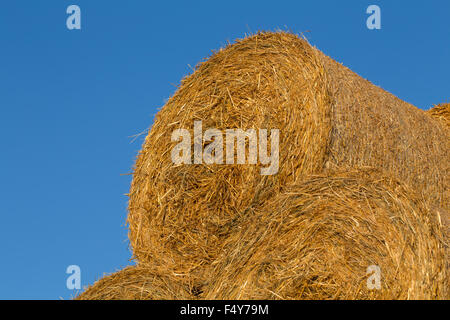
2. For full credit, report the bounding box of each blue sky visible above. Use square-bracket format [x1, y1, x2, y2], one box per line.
[0, 1, 448, 299]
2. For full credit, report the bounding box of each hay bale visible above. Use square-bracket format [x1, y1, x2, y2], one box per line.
[202, 170, 448, 300]
[127, 32, 449, 272]
[75, 265, 198, 300]
[428, 103, 450, 128]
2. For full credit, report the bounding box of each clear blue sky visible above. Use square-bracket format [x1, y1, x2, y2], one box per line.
[0, 0, 448, 299]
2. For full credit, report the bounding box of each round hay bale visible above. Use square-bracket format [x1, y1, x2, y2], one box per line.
[428, 103, 450, 128]
[128, 32, 449, 271]
[75, 265, 198, 300]
[202, 170, 448, 300]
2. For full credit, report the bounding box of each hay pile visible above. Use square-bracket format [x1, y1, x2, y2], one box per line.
[127, 32, 449, 273]
[76, 31, 449, 300]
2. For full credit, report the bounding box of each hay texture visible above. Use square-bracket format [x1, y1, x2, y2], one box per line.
[128, 32, 449, 273]
[127, 32, 449, 271]
[202, 170, 448, 300]
[426, 103, 450, 237]
[75, 265, 197, 300]
[428, 103, 450, 128]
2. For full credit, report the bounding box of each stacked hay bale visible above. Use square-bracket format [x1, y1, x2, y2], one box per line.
[77, 32, 449, 300]
[128, 31, 332, 275]
[127, 32, 448, 272]
[202, 170, 447, 300]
